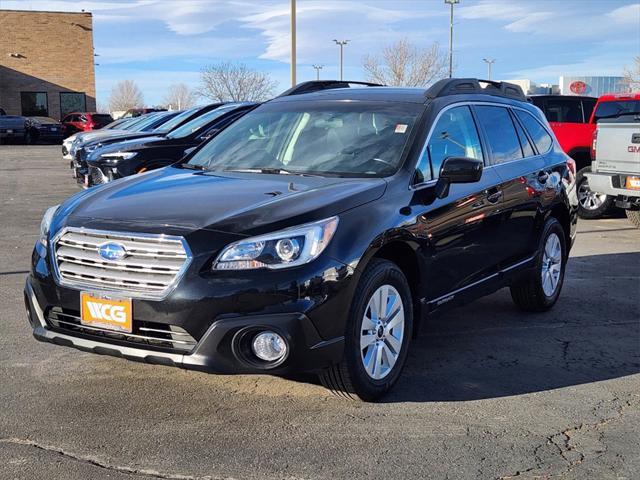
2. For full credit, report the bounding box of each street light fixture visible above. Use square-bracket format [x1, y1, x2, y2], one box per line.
[444, 0, 460, 78]
[312, 64, 324, 81]
[483, 58, 496, 80]
[333, 39, 349, 81]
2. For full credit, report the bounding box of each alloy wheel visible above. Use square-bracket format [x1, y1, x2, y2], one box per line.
[360, 284, 405, 380]
[541, 233, 562, 297]
[578, 178, 607, 211]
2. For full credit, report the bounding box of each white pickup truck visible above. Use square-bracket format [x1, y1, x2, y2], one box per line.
[586, 113, 640, 228]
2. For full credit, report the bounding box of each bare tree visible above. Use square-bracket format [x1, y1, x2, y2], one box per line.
[199, 61, 277, 102]
[622, 56, 640, 91]
[108, 80, 144, 111]
[164, 83, 197, 110]
[363, 39, 447, 87]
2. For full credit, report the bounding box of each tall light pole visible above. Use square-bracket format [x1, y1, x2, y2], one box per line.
[444, 0, 459, 78]
[312, 64, 324, 81]
[333, 39, 349, 81]
[290, 0, 296, 86]
[483, 58, 496, 80]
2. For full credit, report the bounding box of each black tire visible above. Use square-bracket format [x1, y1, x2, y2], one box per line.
[319, 258, 413, 401]
[576, 166, 614, 219]
[510, 217, 567, 312]
[24, 130, 36, 145]
[626, 210, 640, 229]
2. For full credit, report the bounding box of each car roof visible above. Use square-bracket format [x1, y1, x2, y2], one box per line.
[528, 94, 597, 100]
[598, 93, 640, 102]
[270, 86, 430, 104]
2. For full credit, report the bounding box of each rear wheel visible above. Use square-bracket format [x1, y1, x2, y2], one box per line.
[626, 210, 640, 229]
[319, 259, 413, 401]
[510, 218, 566, 312]
[576, 166, 613, 219]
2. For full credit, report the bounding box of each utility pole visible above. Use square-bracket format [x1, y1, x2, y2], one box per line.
[290, 0, 296, 86]
[312, 64, 324, 81]
[483, 58, 496, 80]
[333, 39, 349, 81]
[444, 0, 459, 78]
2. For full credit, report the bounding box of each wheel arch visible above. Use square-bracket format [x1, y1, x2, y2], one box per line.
[357, 239, 424, 337]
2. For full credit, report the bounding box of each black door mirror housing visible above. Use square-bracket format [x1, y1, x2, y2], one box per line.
[435, 157, 483, 199]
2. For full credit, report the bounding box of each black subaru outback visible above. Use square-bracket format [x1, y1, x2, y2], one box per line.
[26, 79, 578, 401]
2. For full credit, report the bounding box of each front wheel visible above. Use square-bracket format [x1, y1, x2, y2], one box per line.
[576, 166, 613, 219]
[510, 217, 567, 312]
[626, 210, 640, 229]
[319, 259, 413, 401]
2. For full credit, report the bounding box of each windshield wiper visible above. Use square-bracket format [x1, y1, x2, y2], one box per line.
[223, 167, 321, 177]
[178, 163, 206, 170]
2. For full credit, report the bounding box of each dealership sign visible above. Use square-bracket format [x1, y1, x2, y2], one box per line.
[570, 81, 588, 94]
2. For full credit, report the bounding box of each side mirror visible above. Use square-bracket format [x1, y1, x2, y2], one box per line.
[435, 157, 483, 199]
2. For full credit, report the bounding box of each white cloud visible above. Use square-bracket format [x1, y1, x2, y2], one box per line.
[607, 3, 640, 24]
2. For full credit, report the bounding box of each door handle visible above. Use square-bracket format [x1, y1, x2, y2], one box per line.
[538, 171, 549, 183]
[485, 188, 503, 204]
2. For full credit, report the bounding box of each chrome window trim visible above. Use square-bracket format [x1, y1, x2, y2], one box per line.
[411, 100, 555, 189]
[50, 226, 193, 301]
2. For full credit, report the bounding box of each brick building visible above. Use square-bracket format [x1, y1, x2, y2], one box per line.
[0, 9, 96, 120]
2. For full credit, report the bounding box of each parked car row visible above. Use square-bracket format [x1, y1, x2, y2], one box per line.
[530, 92, 640, 219]
[30, 78, 581, 400]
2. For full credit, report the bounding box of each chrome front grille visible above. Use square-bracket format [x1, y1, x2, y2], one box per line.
[53, 228, 191, 299]
[47, 308, 197, 353]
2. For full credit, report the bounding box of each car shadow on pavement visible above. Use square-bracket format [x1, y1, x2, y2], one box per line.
[377, 251, 640, 403]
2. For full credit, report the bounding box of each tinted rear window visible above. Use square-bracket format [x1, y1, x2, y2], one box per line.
[593, 100, 640, 122]
[544, 98, 583, 123]
[514, 109, 553, 154]
[474, 106, 523, 165]
[92, 114, 114, 124]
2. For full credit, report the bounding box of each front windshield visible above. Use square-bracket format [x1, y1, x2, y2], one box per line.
[186, 101, 422, 177]
[167, 104, 241, 139]
[128, 113, 164, 131]
[153, 107, 199, 133]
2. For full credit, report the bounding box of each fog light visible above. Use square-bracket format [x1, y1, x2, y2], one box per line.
[251, 331, 287, 362]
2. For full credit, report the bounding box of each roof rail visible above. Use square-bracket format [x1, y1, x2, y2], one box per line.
[278, 80, 384, 97]
[425, 78, 527, 101]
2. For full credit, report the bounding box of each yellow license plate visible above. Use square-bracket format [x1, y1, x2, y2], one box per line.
[625, 176, 640, 190]
[81, 292, 132, 333]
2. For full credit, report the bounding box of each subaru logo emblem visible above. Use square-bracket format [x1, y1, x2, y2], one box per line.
[98, 242, 127, 261]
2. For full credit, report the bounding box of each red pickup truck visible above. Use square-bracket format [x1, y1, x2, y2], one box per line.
[530, 93, 640, 218]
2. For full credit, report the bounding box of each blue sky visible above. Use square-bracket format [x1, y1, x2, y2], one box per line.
[4, 0, 640, 106]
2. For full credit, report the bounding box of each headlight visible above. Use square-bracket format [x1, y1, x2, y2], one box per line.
[213, 216, 339, 270]
[39, 205, 59, 247]
[100, 151, 137, 161]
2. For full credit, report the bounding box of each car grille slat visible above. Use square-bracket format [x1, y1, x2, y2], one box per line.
[53, 228, 191, 299]
[47, 309, 197, 353]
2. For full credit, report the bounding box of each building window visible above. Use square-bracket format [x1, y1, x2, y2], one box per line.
[21, 92, 48, 116]
[60, 92, 87, 118]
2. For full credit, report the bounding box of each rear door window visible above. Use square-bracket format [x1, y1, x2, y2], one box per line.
[511, 110, 535, 157]
[514, 109, 553, 154]
[474, 106, 523, 165]
[582, 98, 597, 122]
[416, 105, 483, 182]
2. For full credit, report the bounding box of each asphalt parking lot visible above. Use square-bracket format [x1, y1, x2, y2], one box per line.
[1, 145, 638, 480]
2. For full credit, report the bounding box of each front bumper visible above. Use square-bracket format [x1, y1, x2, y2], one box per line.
[25, 243, 353, 374]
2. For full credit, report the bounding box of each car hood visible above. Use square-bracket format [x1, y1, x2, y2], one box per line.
[62, 166, 387, 237]
[80, 131, 157, 148]
[88, 135, 165, 161]
[0, 116, 26, 127]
